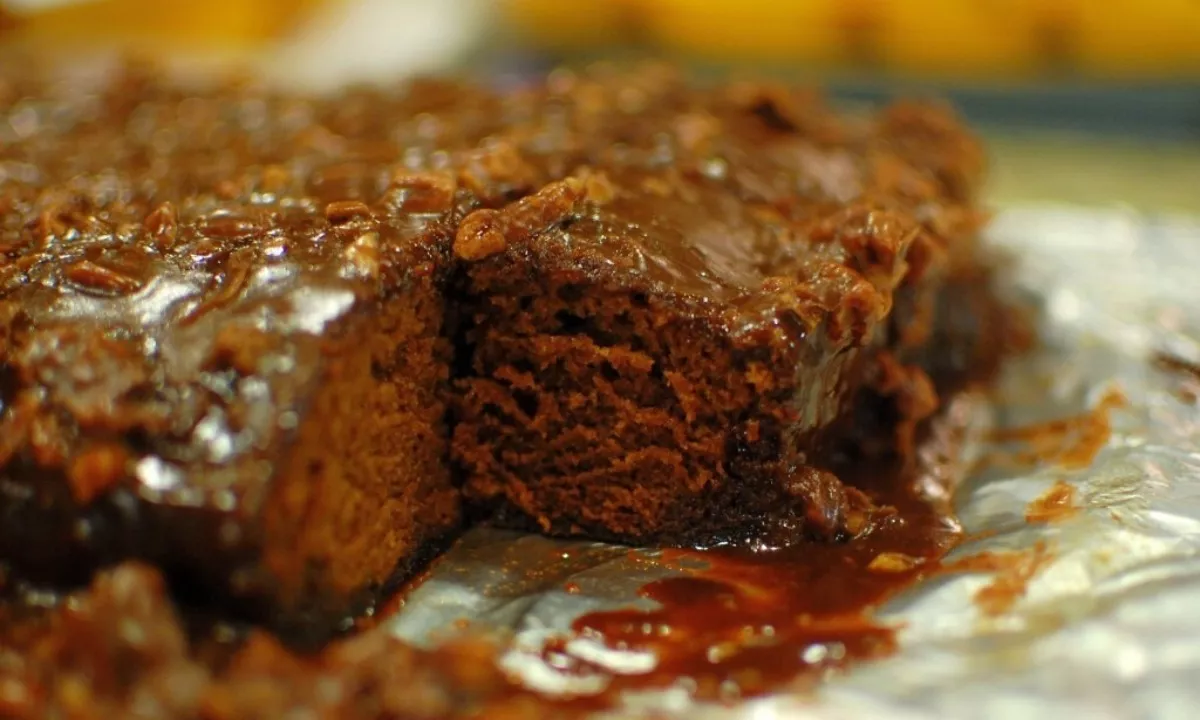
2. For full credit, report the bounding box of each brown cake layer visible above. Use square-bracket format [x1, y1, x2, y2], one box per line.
[451, 70, 987, 545]
[0, 68, 494, 643]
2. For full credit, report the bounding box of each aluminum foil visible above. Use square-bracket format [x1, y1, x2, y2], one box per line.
[387, 205, 1200, 720]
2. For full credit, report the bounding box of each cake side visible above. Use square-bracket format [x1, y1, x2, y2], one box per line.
[259, 229, 462, 640]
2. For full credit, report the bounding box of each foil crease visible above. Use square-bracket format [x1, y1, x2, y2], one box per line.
[387, 206, 1200, 719]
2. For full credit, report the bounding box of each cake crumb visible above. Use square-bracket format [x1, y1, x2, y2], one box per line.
[867, 553, 923, 573]
[1025, 480, 1079, 524]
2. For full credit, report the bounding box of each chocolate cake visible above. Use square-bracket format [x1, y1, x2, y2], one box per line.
[0, 63, 998, 641]
[451, 71, 987, 544]
[0, 68, 498, 642]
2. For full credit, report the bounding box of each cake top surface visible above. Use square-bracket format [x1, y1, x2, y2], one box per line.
[1, 62, 984, 344]
[0, 67, 493, 321]
[454, 66, 984, 347]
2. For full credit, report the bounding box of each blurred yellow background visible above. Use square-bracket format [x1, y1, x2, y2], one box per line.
[505, 0, 1200, 77]
[3, 0, 1199, 77]
[1, 0, 324, 51]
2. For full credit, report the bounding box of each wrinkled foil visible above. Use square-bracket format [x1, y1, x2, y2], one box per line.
[387, 206, 1200, 720]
